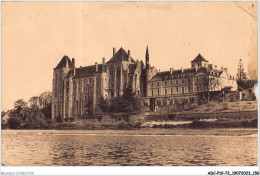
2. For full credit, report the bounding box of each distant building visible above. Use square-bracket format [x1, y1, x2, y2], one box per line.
[52, 46, 237, 120]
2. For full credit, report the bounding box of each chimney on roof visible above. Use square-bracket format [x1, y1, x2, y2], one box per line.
[128, 50, 131, 63]
[224, 68, 228, 73]
[181, 67, 183, 73]
[65, 58, 68, 68]
[113, 47, 116, 56]
[72, 58, 75, 68]
[195, 65, 198, 72]
[128, 50, 131, 58]
[95, 62, 98, 72]
[221, 67, 223, 71]
[73, 67, 76, 76]
[208, 64, 213, 71]
[170, 68, 174, 75]
[102, 58, 105, 72]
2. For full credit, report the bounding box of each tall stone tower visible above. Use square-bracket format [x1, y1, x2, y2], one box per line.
[144, 46, 158, 97]
[145, 45, 149, 67]
[52, 56, 73, 121]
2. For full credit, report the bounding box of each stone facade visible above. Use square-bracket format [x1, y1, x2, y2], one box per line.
[143, 54, 237, 112]
[52, 47, 237, 120]
[52, 47, 156, 120]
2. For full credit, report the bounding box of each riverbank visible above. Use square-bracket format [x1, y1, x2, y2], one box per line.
[2, 101, 257, 130]
[2, 128, 258, 136]
[3, 118, 257, 130]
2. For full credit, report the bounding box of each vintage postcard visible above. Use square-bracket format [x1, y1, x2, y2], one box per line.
[1, 1, 258, 175]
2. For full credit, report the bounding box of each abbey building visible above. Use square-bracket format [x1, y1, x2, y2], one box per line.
[52, 46, 237, 120]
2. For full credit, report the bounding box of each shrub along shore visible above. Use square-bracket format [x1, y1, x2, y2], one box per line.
[2, 101, 258, 130]
[3, 116, 257, 130]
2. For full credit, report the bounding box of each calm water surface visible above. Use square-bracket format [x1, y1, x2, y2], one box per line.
[1, 129, 258, 166]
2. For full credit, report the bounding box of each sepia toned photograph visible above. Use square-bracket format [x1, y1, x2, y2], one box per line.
[1, 1, 258, 168]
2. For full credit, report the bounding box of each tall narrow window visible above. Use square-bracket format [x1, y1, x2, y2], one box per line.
[182, 87, 185, 94]
[151, 90, 154, 96]
[171, 88, 173, 95]
[165, 89, 167, 95]
[158, 89, 160, 96]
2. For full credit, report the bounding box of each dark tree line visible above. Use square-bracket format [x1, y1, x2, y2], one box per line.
[99, 87, 142, 114]
[2, 91, 52, 129]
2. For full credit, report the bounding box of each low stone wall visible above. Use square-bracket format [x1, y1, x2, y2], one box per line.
[75, 110, 258, 126]
[168, 110, 258, 121]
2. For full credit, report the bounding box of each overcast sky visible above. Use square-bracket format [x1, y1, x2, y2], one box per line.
[2, 1, 257, 111]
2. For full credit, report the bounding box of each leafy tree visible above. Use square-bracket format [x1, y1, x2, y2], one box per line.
[14, 99, 27, 109]
[14, 99, 28, 115]
[21, 106, 43, 123]
[85, 97, 93, 115]
[236, 59, 247, 81]
[205, 77, 220, 102]
[38, 91, 52, 109]
[1, 110, 7, 129]
[29, 91, 52, 109]
[99, 96, 108, 113]
[29, 96, 39, 108]
[7, 116, 21, 129]
[1, 110, 6, 117]
[108, 87, 142, 113]
[20, 106, 48, 128]
[41, 103, 52, 120]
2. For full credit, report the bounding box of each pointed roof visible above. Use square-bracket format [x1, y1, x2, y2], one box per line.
[146, 45, 149, 57]
[107, 47, 135, 64]
[191, 53, 208, 62]
[54, 55, 73, 69]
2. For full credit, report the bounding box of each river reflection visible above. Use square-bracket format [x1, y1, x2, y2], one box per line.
[1, 129, 258, 166]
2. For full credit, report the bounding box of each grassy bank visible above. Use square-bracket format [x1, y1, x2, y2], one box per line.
[4, 119, 256, 130]
[151, 119, 258, 129]
[183, 101, 257, 114]
[9, 121, 142, 130]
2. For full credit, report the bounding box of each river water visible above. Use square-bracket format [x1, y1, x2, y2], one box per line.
[1, 129, 258, 166]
